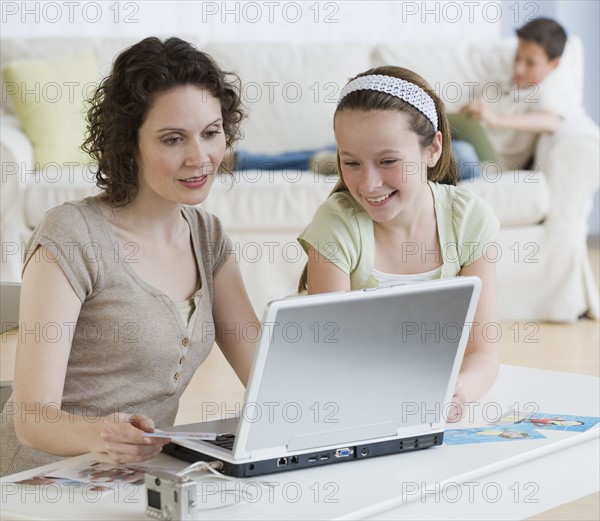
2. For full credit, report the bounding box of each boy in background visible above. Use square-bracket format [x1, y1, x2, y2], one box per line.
[228, 18, 569, 177]
[461, 17, 568, 171]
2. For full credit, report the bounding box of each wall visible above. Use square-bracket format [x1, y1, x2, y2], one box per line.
[1, 1, 504, 41]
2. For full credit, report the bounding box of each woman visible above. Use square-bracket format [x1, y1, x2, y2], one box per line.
[1, 37, 259, 476]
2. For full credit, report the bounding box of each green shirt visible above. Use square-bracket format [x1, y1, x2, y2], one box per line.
[298, 181, 500, 289]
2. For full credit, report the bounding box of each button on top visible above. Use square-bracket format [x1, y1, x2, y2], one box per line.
[182, 337, 190, 347]
[179, 356, 186, 365]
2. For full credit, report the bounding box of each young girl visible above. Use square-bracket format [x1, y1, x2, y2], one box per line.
[1, 37, 258, 476]
[298, 66, 500, 421]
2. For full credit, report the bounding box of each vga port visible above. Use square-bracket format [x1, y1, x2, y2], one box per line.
[334, 448, 353, 458]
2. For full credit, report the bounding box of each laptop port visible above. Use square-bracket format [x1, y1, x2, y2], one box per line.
[360, 448, 369, 456]
[277, 457, 287, 466]
[334, 448, 353, 458]
[320, 454, 330, 461]
[291, 456, 299, 464]
[308, 455, 317, 463]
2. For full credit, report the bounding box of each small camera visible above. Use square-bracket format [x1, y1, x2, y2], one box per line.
[145, 470, 197, 520]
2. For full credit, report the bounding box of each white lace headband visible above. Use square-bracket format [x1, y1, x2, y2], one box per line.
[338, 74, 439, 130]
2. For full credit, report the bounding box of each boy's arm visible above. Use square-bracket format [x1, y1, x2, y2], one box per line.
[461, 98, 562, 133]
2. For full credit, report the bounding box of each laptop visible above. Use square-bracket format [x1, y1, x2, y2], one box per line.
[163, 276, 482, 477]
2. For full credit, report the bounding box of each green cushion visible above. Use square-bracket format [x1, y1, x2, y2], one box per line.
[2, 52, 98, 168]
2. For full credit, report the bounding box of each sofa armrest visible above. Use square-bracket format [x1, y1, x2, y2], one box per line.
[534, 110, 600, 231]
[1, 114, 33, 281]
[1, 114, 34, 167]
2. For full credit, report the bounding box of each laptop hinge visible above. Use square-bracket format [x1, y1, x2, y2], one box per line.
[287, 422, 398, 452]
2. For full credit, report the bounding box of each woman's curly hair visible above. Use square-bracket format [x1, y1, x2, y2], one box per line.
[82, 37, 245, 206]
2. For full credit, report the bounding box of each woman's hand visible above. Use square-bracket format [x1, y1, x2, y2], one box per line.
[99, 413, 170, 464]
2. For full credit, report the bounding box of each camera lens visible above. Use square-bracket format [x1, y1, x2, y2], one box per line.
[154, 478, 161, 486]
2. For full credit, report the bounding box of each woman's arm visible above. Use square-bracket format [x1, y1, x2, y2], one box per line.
[13, 246, 166, 463]
[306, 247, 351, 294]
[449, 252, 500, 420]
[212, 256, 261, 386]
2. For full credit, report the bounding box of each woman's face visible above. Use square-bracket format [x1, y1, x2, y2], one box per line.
[134, 85, 226, 207]
[335, 109, 441, 225]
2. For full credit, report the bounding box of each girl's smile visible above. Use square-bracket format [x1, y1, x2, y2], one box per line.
[363, 190, 398, 206]
[335, 109, 441, 227]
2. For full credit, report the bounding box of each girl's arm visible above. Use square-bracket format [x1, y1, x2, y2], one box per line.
[306, 247, 351, 294]
[212, 256, 260, 386]
[13, 246, 166, 463]
[451, 252, 500, 419]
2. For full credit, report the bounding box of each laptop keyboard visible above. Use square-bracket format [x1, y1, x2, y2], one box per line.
[205, 433, 235, 450]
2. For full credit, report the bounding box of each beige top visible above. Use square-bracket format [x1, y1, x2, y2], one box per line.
[176, 297, 196, 328]
[0, 197, 232, 476]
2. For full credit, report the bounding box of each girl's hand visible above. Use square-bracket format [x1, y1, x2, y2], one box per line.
[99, 413, 170, 464]
[446, 381, 469, 423]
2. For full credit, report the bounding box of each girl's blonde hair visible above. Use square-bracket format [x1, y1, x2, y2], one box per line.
[298, 65, 457, 292]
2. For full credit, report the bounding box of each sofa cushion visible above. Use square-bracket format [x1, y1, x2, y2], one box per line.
[24, 170, 335, 232]
[2, 52, 98, 168]
[201, 42, 372, 153]
[201, 171, 335, 231]
[203, 171, 549, 231]
[24, 169, 549, 232]
[459, 170, 550, 227]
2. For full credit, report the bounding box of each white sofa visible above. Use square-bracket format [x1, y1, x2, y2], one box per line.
[1, 37, 599, 322]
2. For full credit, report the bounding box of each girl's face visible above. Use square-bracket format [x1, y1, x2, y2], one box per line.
[135, 85, 226, 207]
[335, 109, 442, 225]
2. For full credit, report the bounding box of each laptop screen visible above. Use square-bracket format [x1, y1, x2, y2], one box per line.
[241, 280, 476, 453]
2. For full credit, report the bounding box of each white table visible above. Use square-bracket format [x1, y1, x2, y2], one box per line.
[1, 365, 599, 520]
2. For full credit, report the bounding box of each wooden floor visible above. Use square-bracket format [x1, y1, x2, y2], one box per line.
[1, 243, 598, 519]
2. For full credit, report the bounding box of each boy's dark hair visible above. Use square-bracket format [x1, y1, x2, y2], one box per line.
[516, 18, 567, 60]
[83, 37, 244, 206]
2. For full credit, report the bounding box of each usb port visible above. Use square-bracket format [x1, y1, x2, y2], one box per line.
[320, 454, 330, 461]
[308, 455, 317, 463]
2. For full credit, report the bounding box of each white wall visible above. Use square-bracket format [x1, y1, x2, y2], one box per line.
[1, 0, 504, 41]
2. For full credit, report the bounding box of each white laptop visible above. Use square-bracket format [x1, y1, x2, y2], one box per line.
[164, 277, 482, 477]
